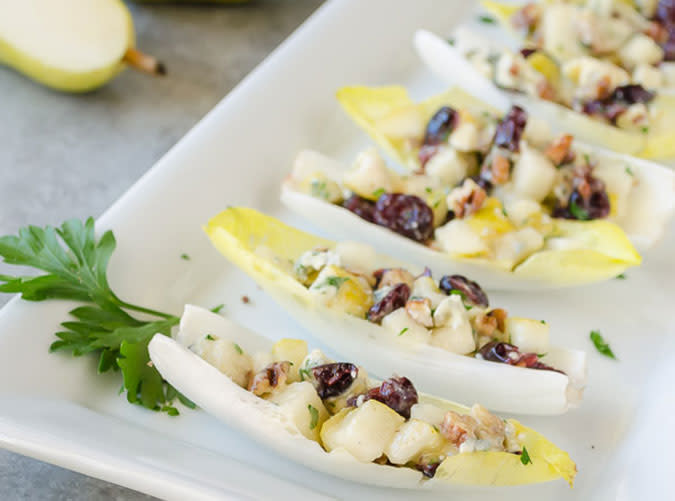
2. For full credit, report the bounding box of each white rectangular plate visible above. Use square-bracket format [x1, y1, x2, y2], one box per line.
[0, 1, 673, 499]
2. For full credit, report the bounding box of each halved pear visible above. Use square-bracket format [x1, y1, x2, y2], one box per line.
[0, 0, 162, 92]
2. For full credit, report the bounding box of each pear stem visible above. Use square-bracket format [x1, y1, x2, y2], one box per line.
[123, 48, 167, 76]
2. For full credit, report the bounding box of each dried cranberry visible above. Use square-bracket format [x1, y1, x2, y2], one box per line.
[366, 283, 410, 323]
[416, 460, 441, 478]
[477, 342, 564, 374]
[373, 193, 434, 242]
[355, 377, 419, 418]
[610, 84, 654, 105]
[519, 47, 538, 58]
[343, 194, 376, 223]
[311, 363, 359, 399]
[439, 275, 489, 307]
[553, 169, 610, 220]
[494, 106, 528, 153]
[422, 106, 458, 146]
[654, 2, 675, 60]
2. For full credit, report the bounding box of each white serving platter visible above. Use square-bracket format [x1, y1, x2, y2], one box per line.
[0, 0, 673, 499]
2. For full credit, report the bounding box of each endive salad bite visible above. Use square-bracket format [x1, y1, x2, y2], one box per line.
[288, 86, 674, 287]
[148, 305, 577, 486]
[414, 16, 675, 157]
[204, 208, 587, 415]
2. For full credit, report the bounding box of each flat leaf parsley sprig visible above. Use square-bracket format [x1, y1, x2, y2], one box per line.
[0, 218, 193, 415]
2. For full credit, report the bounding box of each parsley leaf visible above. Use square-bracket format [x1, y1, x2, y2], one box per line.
[478, 14, 496, 24]
[520, 446, 532, 465]
[398, 327, 409, 336]
[233, 343, 244, 355]
[210, 303, 225, 314]
[568, 200, 590, 220]
[180, 253, 190, 261]
[590, 330, 616, 359]
[625, 166, 634, 177]
[206, 334, 216, 340]
[299, 367, 312, 381]
[325, 276, 350, 289]
[0, 218, 186, 415]
[615, 273, 626, 280]
[308, 404, 319, 430]
[372, 188, 385, 198]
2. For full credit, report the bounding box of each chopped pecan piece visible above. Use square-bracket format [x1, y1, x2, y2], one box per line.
[544, 134, 574, 166]
[645, 21, 669, 44]
[248, 361, 291, 397]
[536, 79, 556, 101]
[446, 179, 487, 218]
[511, 3, 541, 33]
[474, 312, 498, 337]
[373, 268, 415, 290]
[440, 411, 478, 446]
[487, 308, 507, 333]
[405, 297, 433, 327]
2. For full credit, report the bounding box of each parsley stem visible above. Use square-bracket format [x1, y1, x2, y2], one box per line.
[115, 300, 177, 320]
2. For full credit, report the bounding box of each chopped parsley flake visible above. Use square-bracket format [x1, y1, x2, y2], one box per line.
[308, 404, 319, 430]
[206, 334, 216, 341]
[447, 38, 456, 46]
[616, 273, 626, 280]
[540, 320, 546, 324]
[568, 200, 589, 220]
[311, 180, 329, 200]
[641, 126, 649, 134]
[372, 188, 385, 198]
[478, 14, 496, 24]
[425, 187, 433, 194]
[520, 446, 532, 465]
[450, 289, 467, 300]
[590, 330, 616, 359]
[325, 276, 350, 289]
[233, 343, 243, 355]
[161, 405, 180, 417]
[299, 367, 312, 381]
[180, 253, 190, 261]
[625, 166, 634, 176]
[398, 327, 409, 336]
[211, 304, 225, 314]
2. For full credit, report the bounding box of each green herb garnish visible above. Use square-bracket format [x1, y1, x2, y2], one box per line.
[311, 180, 329, 200]
[372, 188, 386, 198]
[425, 187, 433, 194]
[540, 320, 546, 324]
[325, 276, 350, 289]
[641, 126, 649, 134]
[520, 446, 532, 465]
[615, 273, 626, 280]
[180, 253, 190, 261]
[568, 200, 590, 220]
[233, 343, 243, 355]
[206, 334, 216, 341]
[478, 14, 496, 24]
[308, 404, 319, 430]
[211, 303, 225, 314]
[0, 218, 193, 415]
[398, 327, 409, 336]
[299, 367, 312, 381]
[590, 330, 616, 359]
[447, 38, 456, 46]
[625, 166, 634, 176]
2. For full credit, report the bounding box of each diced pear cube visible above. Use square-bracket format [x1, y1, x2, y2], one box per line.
[384, 418, 444, 465]
[334, 241, 376, 275]
[425, 147, 471, 186]
[195, 337, 253, 388]
[309, 265, 373, 318]
[381, 308, 432, 345]
[272, 338, 308, 383]
[618, 34, 664, 70]
[511, 144, 556, 202]
[269, 382, 329, 442]
[409, 403, 446, 427]
[320, 400, 405, 462]
[492, 227, 544, 266]
[431, 296, 476, 355]
[506, 317, 550, 354]
[343, 149, 400, 200]
[435, 219, 488, 256]
[375, 105, 425, 141]
[411, 276, 447, 308]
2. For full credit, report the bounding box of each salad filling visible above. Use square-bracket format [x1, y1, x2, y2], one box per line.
[291, 244, 560, 372]
[185, 332, 525, 478]
[289, 102, 641, 270]
[477, 0, 675, 130]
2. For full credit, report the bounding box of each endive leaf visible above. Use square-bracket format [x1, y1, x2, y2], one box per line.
[148, 306, 576, 487]
[205, 208, 587, 414]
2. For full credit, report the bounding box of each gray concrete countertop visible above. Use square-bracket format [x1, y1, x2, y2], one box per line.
[0, 1, 322, 498]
